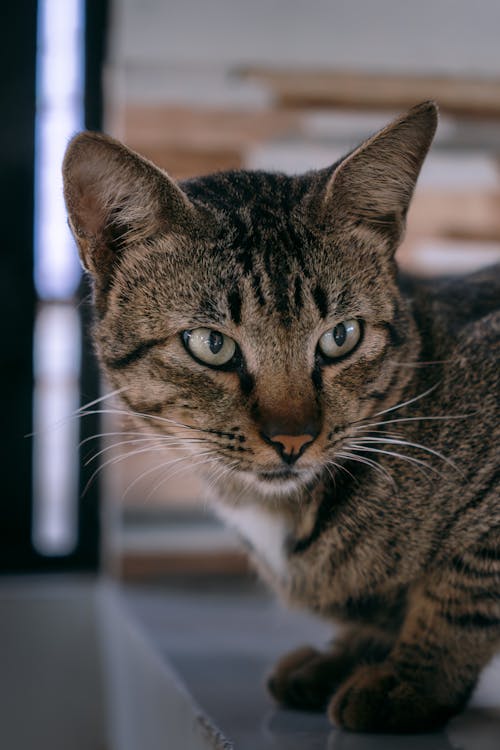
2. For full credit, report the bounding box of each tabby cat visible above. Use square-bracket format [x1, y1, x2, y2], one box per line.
[63, 102, 499, 733]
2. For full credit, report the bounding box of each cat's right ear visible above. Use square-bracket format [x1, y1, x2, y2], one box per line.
[63, 132, 197, 277]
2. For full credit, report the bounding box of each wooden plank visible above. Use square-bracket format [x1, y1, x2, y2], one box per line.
[240, 68, 500, 118]
[119, 105, 302, 178]
[128, 144, 243, 180]
[116, 550, 250, 581]
[122, 105, 301, 148]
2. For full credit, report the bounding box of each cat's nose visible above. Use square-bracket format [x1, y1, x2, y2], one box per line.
[262, 431, 317, 465]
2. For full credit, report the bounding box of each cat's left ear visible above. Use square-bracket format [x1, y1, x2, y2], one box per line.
[321, 101, 438, 249]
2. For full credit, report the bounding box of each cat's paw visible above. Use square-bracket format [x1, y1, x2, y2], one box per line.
[328, 663, 455, 733]
[267, 645, 341, 711]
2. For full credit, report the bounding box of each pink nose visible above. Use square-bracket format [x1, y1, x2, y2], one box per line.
[264, 433, 316, 464]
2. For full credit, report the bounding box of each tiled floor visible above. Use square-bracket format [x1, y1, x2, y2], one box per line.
[124, 579, 500, 750]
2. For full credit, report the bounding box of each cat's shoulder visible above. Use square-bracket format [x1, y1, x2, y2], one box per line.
[402, 263, 500, 342]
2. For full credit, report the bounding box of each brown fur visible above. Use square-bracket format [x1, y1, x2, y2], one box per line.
[63, 102, 500, 733]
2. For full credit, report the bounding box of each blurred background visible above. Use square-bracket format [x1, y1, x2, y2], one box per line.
[2, 1, 500, 748]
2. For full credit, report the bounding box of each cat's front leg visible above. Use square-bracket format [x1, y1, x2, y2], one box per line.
[329, 577, 500, 733]
[267, 626, 393, 711]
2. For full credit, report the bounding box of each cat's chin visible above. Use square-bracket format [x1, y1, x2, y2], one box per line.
[239, 466, 321, 497]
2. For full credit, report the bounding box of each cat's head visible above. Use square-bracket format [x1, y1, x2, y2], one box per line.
[63, 102, 437, 497]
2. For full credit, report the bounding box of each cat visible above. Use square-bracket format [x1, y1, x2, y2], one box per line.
[63, 101, 500, 733]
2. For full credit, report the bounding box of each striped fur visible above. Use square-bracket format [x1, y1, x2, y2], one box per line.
[63, 102, 500, 733]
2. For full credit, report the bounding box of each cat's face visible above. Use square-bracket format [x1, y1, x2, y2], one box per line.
[63, 102, 437, 496]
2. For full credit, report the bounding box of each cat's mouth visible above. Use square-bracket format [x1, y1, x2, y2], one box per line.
[257, 468, 299, 482]
[238, 464, 321, 495]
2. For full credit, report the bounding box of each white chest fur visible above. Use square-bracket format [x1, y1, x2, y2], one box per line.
[216, 503, 290, 580]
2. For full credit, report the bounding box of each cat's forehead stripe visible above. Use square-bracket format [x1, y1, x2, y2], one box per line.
[227, 287, 242, 325]
[252, 273, 266, 307]
[312, 285, 329, 319]
[294, 276, 303, 311]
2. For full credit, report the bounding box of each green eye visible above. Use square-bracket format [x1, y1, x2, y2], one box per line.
[318, 319, 362, 360]
[182, 328, 238, 368]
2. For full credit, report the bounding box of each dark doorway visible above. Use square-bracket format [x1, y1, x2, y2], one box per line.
[0, 0, 109, 573]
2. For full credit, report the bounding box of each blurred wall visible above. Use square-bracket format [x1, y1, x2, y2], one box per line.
[110, 0, 500, 75]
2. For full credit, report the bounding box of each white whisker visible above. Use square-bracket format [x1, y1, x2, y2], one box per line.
[90, 442, 175, 471]
[326, 458, 357, 485]
[76, 386, 130, 413]
[145, 454, 228, 503]
[122, 449, 218, 502]
[78, 407, 205, 435]
[347, 444, 445, 481]
[141, 454, 225, 503]
[84, 436, 204, 466]
[203, 460, 239, 495]
[370, 382, 441, 420]
[82, 441, 173, 495]
[350, 436, 463, 476]
[350, 429, 405, 441]
[354, 412, 476, 432]
[79, 430, 186, 447]
[25, 387, 131, 438]
[323, 463, 338, 492]
[336, 450, 397, 490]
[81, 430, 150, 446]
